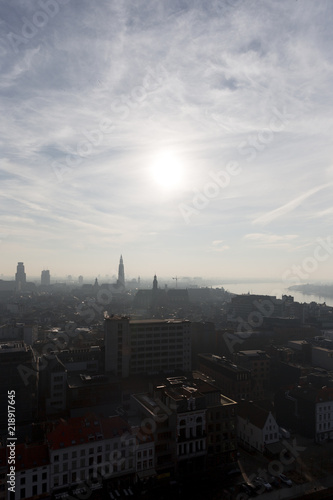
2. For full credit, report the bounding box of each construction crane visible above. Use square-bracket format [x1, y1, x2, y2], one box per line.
[172, 276, 178, 288]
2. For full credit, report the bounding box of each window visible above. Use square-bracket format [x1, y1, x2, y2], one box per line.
[33, 474, 37, 482]
[33, 485, 38, 496]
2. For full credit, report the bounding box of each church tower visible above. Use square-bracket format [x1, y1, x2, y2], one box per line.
[153, 274, 158, 292]
[117, 255, 125, 288]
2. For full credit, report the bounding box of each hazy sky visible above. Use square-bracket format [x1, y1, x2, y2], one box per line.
[1, 0, 333, 281]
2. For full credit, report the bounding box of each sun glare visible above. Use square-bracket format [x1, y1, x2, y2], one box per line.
[151, 151, 183, 189]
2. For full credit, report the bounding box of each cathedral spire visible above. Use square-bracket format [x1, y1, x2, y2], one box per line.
[117, 255, 125, 288]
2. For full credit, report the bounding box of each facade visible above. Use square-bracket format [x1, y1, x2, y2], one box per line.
[104, 317, 191, 377]
[15, 262, 26, 290]
[228, 294, 281, 322]
[234, 350, 270, 400]
[237, 401, 279, 453]
[131, 392, 177, 476]
[41, 270, 51, 286]
[47, 415, 138, 494]
[275, 385, 333, 442]
[197, 353, 251, 401]
[117, 255, 125, 288]
[13, 444, 50, 500]
[315, 388, 333, 442]
[0, 342, 38, 430]
[312, 345, 333, 371]
[192, 373, 237, 468]
[38, 355, 67, 418]
[132, 374, 238, 477]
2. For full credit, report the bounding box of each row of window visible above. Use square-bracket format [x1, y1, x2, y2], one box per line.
[53, 441, 135, 462]
[20, 472, 47, 484]
[137, 459, 153, 470]
[19, 483, 47, 499]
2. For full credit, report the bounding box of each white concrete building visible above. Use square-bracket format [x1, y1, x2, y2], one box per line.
[315, 397, 333, 442]
[12, 443, 50, 500]
[47, 415, 137, 492]
[237, 401, 279, 453]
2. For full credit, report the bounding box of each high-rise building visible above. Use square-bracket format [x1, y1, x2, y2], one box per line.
[41, 269, 50, 286]
[117, 254, 125, 288]
[104, 316, 191, 377]
[15, 262, 26, 290]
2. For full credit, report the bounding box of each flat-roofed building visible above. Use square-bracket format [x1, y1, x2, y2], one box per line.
[197, 353, 251, 401]
[234, 350, 270, 400]
[104, 317, 191, 377]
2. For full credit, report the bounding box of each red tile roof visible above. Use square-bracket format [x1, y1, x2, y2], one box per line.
[237, 401, 270, 429]
[47, 414, 131, 450]
[15, 443, 49, 471]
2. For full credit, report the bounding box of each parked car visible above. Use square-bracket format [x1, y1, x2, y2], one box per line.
[255, 476, 273, 491]
[240, 482, 257, 497]
[279, 473, 292, 487]
[269, 476, 280, 489]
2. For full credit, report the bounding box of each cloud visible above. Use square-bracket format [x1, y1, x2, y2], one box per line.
[210, 240, 230, 252]
[0, 0, 333, 278]
[252, 184, 333, 226]
[244, 233, 298, 248]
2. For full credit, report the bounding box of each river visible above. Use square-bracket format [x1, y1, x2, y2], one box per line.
[217, 281, 333, 307]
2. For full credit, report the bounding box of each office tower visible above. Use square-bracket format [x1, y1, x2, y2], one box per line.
[78, 275, 83, 285]
[117, 255, 125, 288]
[104, 316, 191, 377]
[15, 262, 26, 290]
[41, 269, 50, 286]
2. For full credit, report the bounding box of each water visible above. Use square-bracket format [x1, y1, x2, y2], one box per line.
[217, 281, 333, 307]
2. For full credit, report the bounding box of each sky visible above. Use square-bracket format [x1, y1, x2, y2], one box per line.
[0, 0, 333, 282]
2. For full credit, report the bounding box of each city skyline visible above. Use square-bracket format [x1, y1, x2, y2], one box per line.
[1, 1, 333, 280]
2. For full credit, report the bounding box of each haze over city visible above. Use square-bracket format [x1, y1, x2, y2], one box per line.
[1, 0, 333, 281]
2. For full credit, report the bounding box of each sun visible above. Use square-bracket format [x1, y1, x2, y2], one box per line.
[151, 151, 184, 189]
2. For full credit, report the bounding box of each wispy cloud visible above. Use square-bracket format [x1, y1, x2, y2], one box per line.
[0, 0, 333, 278]
[252, 184, 333, 226]
[244, 233, 298, 248]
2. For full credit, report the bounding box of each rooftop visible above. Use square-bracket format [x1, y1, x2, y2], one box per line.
[15, 443, 49, 471]
[47, 414, 130, 450]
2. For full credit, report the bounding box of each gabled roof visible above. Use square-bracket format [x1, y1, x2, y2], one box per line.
[47, 414, 131, 450]
[15, 443, 50, 471]
[237, 401, 272, 429]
